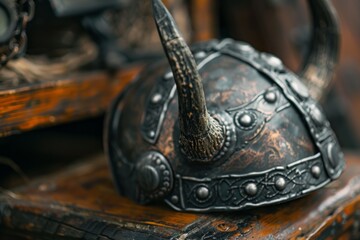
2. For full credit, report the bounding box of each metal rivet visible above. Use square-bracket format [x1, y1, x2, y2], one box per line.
[236, 42, 254, 53]
[245, 183, 258, 196]
[164, 71, 173, 80]
[264, 91, 277, 103]
[261, 53, 283, 69]
[195, 51, 206, 59]
[151, 94, 162, 104]
[156, 159, 161, 165]
[275, 177, 286, 191]
[137, 166, 160, 192]
[310, 105, 325, 127]
[160, 164, 166, 170]
[311, 165, 321, 179]
[171, 195, 179, 204]
[288, 80, 310, 99]
[268, 56, 282, 68]
[148, 131, 155, 138]
[163, 170, 170, 176]
[196, 186, 210, 200]
[239, 114, 253, 127]
[163, 181, 170, 188]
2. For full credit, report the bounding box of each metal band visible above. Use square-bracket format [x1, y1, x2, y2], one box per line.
[166, 153, 329, 212]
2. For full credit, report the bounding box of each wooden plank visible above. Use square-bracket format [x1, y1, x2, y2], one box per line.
[0, 65, 143, 137]
[0, 153, 360, 239]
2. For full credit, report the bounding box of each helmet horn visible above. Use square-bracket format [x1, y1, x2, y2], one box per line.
[152, 0, 225, 162]
[301, 0, 340, 100]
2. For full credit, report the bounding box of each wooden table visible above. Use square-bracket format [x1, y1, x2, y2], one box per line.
[1, 153, 360, 239]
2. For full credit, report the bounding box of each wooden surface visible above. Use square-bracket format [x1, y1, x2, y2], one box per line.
[0, 153, 360, 239]
[0, 65, 142, 137]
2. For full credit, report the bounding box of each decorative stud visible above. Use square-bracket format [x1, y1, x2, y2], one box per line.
[275, 177, 286, 191]
[196, 186, 210, 200]
[239, 114, 253, 127]
[171, 195, 179, 204]
[261, 53, 283, 70]
[235, 111, 257, 130]
[194, 51, 207, 59]
[136, 152, 173, 201]
[236, 42, 255, 53]
[245, 183, 258, 196]
[164, 71, 173, 80]
[287, 79, 310, 99]
[137, 166, 160, 192]
[264, 91, 277, 103]
[148, 131, 155, 138]
[311, 165, 321, 179]
[151, 94, 163, 104]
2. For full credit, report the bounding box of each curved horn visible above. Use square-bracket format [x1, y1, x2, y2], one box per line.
[301, 0, 340, 101]
[152, 0, 224, 162]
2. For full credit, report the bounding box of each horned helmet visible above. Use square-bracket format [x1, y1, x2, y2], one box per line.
[106, 0, 344, 212]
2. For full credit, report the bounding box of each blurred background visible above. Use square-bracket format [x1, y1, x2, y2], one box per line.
[0, 0, 359, 218]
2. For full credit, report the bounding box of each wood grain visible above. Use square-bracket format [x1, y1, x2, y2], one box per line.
[0, 65, 143, 137]
[1, 153, 360, 239]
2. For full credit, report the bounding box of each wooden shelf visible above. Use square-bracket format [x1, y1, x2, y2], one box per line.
[0, 153, 359, 239]
[0, 65, 143, 137]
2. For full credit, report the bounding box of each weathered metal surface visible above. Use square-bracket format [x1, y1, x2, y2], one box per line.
[106, 0, 344, 212]
[219, 0, 360, 148]
[0, 153, 359, 239]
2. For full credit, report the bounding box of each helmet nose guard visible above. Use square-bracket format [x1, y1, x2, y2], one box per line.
[106, 0, 345, 212]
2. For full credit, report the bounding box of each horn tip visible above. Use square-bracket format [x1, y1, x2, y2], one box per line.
[152, 0, 167, 21]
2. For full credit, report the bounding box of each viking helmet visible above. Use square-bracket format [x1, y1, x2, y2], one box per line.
[106, 0, 345, 212]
